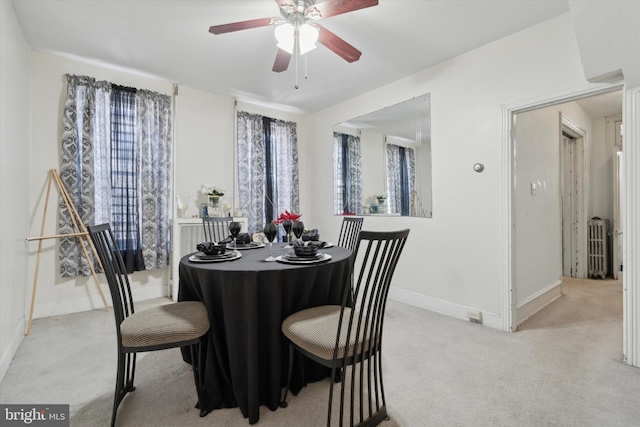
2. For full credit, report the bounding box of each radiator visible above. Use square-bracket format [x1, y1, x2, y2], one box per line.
[170, 218, 248, 301]
[587, 219, 609, 280]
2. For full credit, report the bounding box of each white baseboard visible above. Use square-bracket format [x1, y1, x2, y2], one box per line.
[31, 285, 167, 319]
[388, 287, 504, 330]
[516, 280, 563, 327]
[0, 317, 25, 383]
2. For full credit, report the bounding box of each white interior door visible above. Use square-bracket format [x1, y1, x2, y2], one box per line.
[611, 118, 623, 280]
[613, 150, 623, 278]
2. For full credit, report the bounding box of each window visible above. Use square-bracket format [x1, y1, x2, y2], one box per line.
[60, 75, 171, 276]
[237, 111, 299, 233]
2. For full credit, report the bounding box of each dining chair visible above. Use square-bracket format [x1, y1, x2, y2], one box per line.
[280, 229, 410, 427]
[202, 216, 232, 242]
[88, 223, 211, 427]
[337, 217, 363, 253]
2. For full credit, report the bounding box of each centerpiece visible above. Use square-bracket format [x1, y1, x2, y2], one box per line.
[274, 210, 301, 245]
[200, 184, 225, 207]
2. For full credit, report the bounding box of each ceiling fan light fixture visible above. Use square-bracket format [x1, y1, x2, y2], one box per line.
[275, 23, 295, 54]
[275, 23, 318, 56]
[298, 24, 319, 55]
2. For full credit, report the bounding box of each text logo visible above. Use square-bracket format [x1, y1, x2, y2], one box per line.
[0, 405, 69, 426]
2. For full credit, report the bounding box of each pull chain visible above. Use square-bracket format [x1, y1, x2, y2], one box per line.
[294, 33, 299, 89]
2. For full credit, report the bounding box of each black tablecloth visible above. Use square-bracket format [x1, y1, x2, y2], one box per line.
[179, 243, 352, 424]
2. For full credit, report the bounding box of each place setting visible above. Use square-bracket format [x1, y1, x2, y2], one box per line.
[189, 241, 242, 263]
[274, 221, 332, 264]
[221, 221, 265, 250]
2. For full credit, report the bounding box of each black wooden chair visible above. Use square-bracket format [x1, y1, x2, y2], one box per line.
[280, 229, 410, 426]
[88, 223, 210, 427]
[337, 217, 364, 252]
[202, 216, 231, 242]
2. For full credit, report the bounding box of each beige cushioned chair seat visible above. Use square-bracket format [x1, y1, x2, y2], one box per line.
[120, 301, 210, 349]
[283, 305, 376, 361]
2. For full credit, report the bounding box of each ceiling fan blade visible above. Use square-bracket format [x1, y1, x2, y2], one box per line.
[306, 0, 378, 20]
[275, 0, 298, 12]
[316, 24, 362, 63]
[272, 48, 292, 72]
[209, 17, 277, 35]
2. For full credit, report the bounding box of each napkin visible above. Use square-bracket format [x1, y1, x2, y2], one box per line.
[196, 242, 226, 255]
[220, 233, 251, 245]
[301, 229, 320, 241]
[294, 239, 326, 248]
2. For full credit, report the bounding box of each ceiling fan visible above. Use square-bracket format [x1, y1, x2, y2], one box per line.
[209, 0, 379, 73]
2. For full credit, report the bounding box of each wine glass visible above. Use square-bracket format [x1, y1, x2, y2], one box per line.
[292, 221, 305, 242]
[282, 219, 293, 248]
[229, 221, 241, 249]
[264, 222, 278, 262]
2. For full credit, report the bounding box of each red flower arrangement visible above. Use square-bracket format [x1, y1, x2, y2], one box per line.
[274, 210, 302, 224]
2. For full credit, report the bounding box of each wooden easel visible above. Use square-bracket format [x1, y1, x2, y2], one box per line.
[25, 169, 109, 335]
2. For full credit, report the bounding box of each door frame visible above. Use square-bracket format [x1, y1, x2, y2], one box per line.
[560, 115, 587, 278]
[501, 82, 624, 332]
[608, 115, 623, 280]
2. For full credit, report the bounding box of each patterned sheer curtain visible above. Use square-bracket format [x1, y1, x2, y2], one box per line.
[333, 132, 362, 215]
[59, 75, 171, 276]
[270, 118, 300, 220]
[237, 112, 266, 233]
[136, 89, 172, 270]
[386, 143, 416, 216]
[60, 75, 111, 277]
[237, 111, 299, 233]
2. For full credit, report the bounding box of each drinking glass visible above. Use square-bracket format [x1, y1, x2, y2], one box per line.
[282, 219, 293, 248]
[292, 221, 305, 242]
[229, 221, 241, 249]
[264, 222, 278, 262]
[177, 195, 189, 218]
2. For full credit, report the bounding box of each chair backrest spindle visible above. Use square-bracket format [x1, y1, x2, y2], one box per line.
[88, 224, 136, 332]
[202, 216, 232, 242]
[337, 217, 364, 253]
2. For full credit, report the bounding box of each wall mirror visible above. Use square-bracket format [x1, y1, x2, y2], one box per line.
[333, 93, 432, 218]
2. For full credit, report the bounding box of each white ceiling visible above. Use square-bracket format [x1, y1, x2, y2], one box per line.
[574, 90, 622, 118]
[12, 0, 573, 114]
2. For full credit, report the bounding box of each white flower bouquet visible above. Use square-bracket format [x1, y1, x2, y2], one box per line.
[200, 184, 225, 197]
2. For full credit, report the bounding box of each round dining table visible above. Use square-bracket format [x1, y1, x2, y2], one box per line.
[178, 242, 352, 424]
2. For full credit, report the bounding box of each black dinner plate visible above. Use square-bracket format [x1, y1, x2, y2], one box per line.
[283, 252, 325, 262]
[195, 251, 236, 260]
[275, 253, 332, 264]
[227, 242, 265, 250]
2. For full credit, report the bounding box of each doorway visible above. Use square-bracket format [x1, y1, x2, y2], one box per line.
[506, 85, 624, 333]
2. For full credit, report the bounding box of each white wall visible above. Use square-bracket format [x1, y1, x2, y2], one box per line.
[173, 86, 236, 217]
[569, 0, 640, 87]
[590, 116, 616, 222]
[0, 1, 31, 381]
[514, 101, 593, 319]
[302, 14, 590, 328]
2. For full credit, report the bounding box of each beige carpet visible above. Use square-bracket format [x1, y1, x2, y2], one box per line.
[1, 277, 639, 426]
